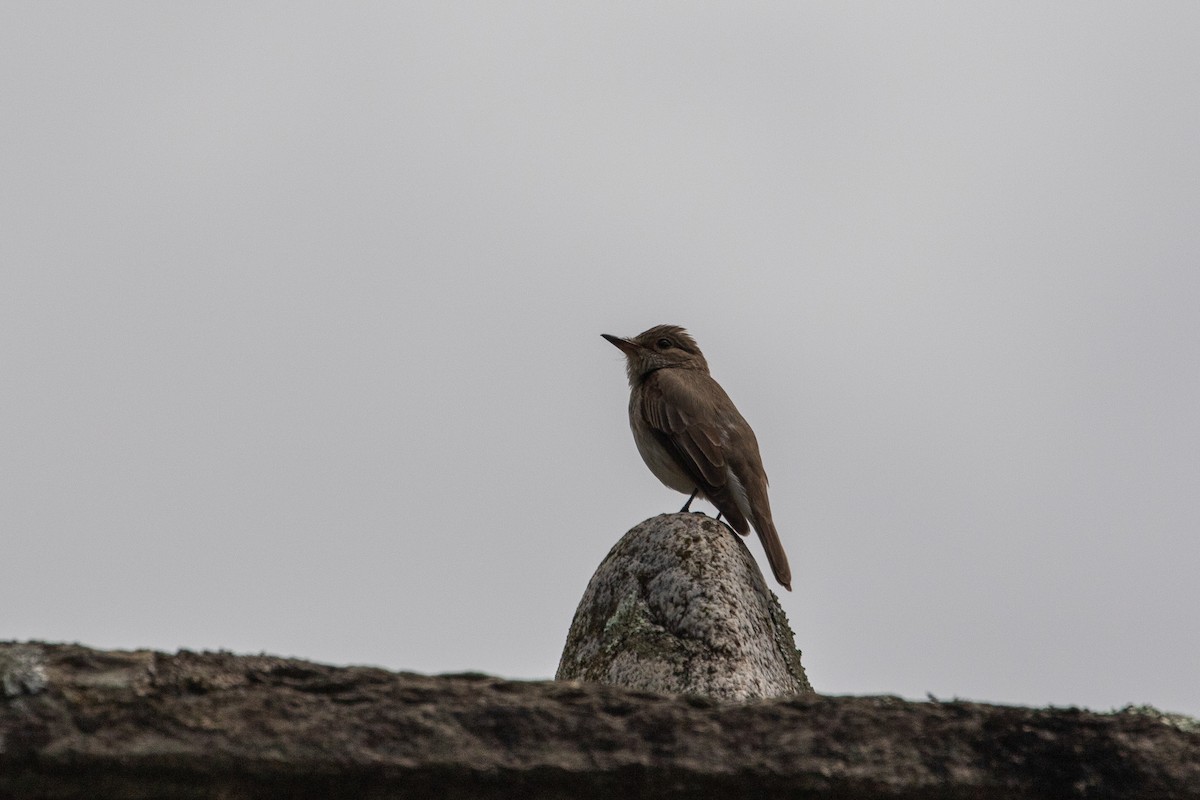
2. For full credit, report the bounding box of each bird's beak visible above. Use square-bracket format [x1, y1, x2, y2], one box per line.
[601, 334, 639, 357]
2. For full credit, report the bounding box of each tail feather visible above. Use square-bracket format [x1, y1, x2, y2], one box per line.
[752, 514, 792, 592]
[740, 469, 793, 592]
[707, 478, 792, 591]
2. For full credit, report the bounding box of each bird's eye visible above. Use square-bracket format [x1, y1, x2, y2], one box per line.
[656, 338, 672, 349]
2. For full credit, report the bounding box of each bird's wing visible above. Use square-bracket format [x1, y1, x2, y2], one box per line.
[640, 370, 751, 534]
[640, 370, 727, 486]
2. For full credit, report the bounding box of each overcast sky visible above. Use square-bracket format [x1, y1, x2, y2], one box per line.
[3, 4, 1198, 717]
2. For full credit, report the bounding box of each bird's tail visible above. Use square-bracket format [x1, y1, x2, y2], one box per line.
[729, 468, 793, 592]
[714, 471, 793, 591]
[752, 513, 792, 592]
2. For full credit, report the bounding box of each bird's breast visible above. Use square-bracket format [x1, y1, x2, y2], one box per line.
[628, 410, 698, 495]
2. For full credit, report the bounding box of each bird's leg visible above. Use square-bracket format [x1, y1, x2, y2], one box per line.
[679, 489, 699, 513]
[715, 512, 723, 523]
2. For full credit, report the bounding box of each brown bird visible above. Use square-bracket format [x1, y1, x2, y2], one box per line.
[602, 325, 792, 591]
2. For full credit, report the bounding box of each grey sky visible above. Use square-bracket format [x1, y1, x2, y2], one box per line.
[3, 4, 1198, 716]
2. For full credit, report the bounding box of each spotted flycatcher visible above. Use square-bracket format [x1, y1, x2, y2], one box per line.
[602, 325, 793, 591]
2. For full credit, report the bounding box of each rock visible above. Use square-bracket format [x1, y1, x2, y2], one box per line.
[555, 512, 812, 699]
[2, 642, 1199, 799]
[0, 644, 47, 697]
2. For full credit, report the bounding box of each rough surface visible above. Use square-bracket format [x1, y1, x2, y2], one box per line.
[556, 512, 812, 698]
[2, 642, 1200, 800]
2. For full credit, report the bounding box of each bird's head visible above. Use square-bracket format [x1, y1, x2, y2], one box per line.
[601, 324, 710, 385]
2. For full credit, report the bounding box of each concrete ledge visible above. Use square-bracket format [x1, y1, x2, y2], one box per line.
[2, 642, 1199, 799]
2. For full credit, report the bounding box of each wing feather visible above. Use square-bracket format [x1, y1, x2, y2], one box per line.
[639, 370, 750, 533]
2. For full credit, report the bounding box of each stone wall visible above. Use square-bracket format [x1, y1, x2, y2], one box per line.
[2, 642, 1197, 799]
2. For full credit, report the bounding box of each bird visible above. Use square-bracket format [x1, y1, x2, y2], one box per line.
[601, 324, 793, 591]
